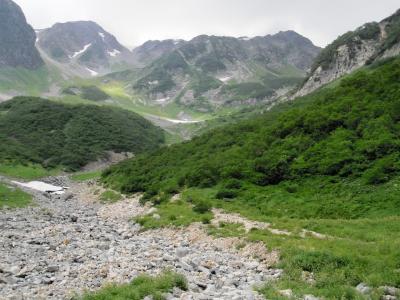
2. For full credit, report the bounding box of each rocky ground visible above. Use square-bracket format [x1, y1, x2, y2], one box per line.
[0, 177, 282, 300]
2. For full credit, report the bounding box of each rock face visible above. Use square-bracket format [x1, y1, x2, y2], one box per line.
[295, 9, 400, 97]
[131, 39, 184, 67]
[0, 0, 43, 69]
[128, 31, 320, 110]
[37, 21, 133, 76]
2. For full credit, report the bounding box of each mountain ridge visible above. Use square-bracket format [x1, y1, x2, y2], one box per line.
[126, 30, 321, 111]
[295, 8, 400, 97]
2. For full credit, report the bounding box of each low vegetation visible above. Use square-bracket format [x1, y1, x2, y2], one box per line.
[99, 190, 122, 203]
[80, 271, 187, 300]
[0, 163, 59, 180]
[71, 170, 102, 182]
[0, 183, 31, 208]
[62, 85, 109, 101]
[0, 97, 165, 171]
[135, 199, 212, 229]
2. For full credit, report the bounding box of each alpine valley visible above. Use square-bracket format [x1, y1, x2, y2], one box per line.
[1, 0, 400, 299]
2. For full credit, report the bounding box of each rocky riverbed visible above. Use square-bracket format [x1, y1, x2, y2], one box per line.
[0, 177, 282, 299]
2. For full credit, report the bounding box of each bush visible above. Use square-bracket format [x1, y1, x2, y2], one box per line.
[201, 215, 211, 224]
[193, 200, 212, 214]
[216, 189, 238, 200]
[363, 155, 399, 184]
[223, 179, 242, 190]
[290, 251, 350, 272]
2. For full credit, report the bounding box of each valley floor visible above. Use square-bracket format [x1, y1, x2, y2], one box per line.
[0, 177, 281, 300]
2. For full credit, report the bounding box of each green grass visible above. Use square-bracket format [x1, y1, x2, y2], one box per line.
[99, 190, 123, 203]
[71, 171, 102, 182]
[207, 222, 246, 238]
[99, 82, 131, 100]
[135, 199, 212, 229]
[0, 66, 50, 94]
[0, 163, 59, 180]
[80, 271, 187, 300]
[252, 217, 400, 300]
[0, 183, 32, 208]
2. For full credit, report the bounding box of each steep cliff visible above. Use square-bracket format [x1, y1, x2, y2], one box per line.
[0, 0, 43, 69]
[296, 9, 400, 97]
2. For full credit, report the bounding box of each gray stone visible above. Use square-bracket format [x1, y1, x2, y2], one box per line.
[195, 280, 208, 289]
[46, 266, 59, 273]
[304, 295, 320, 300]
[356, 282, 372, 294]
[176, 247, 189, 258]
[62, 193, 74, 201]
[382, 286, 399, 296]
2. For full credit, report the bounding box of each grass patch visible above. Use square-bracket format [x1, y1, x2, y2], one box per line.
[99, 190, 122, 203]
[0, 163, 59, 180]
[80, 271, 187, 300]
[71, 171, 102, 182]
[207, 222, 246, 238]
[135, 200, 212, 229]
[0, 66, 50, 94]
[251, 217, 400, 299]
[0, 183, 31, 208]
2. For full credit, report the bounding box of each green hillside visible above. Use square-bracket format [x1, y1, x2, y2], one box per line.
[103, 57, 400, 298]
[0, 67, 50, 95]
[103, 57, 400, 216]
[0, 97, 165, 171]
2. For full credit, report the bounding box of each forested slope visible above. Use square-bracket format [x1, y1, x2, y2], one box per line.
[0, 97, 165, 170]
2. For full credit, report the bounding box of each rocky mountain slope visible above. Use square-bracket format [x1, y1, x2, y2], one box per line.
[0, 0, 43, 69]
[37, 21, 134, 77]
[131, 39, 184, 67]
[127, 31, 321, 111]
[296, 8, 400, 97]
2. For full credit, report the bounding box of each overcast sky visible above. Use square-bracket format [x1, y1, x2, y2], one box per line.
[13, 0, 400, 48]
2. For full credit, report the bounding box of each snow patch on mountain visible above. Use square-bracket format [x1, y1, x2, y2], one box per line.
[85, 67, 98, 76]
[218, 76, 232, 83]
[70, 43, 92, 59]
[108, 49, 121, 57]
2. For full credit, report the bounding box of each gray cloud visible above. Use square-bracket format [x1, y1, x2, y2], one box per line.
[14, 0, 400, 48]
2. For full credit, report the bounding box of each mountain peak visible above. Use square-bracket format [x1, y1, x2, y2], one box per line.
[37, 20, 132, 76]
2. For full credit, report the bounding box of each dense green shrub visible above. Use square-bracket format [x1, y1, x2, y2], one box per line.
[363, 154, 399, 184]
[80, 86, 109, 101]
[193, 200, 212, 214]
[216, 189, 238, 200]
